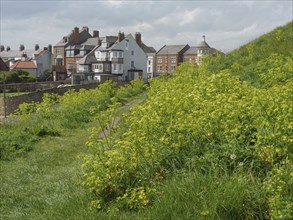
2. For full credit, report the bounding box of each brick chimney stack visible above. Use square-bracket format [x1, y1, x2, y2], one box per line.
[73, 27, 80, 45]
[93, 30, 99, 38]
[135, 32, 142, 46]
[118, 31, 125, 42]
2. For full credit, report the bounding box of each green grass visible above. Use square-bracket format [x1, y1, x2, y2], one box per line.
[0, 93, 148, 220]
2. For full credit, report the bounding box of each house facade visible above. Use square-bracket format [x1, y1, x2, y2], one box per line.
[76, 31, 153, 82]
[53, 26, 94, 70]
[155, 44, 190, 74]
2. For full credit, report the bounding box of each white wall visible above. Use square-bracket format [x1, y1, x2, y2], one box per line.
[112, 34, 147, 81]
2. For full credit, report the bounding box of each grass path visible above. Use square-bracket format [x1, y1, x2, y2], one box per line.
[0, 93, 147, 220]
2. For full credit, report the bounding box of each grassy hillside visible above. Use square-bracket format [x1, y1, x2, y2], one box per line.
[203, 21, 293, 87]
[81, 22, 292, 219]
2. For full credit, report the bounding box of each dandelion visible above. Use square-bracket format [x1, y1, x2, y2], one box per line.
[230, 154, 236, 160]
[238, 162, 244, 166]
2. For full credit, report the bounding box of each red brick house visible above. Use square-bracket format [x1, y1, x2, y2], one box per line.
[155, 44, 190, 74]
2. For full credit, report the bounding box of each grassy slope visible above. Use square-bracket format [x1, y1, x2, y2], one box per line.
[0, 93, 147, 220]
[205, 21, 293, 86]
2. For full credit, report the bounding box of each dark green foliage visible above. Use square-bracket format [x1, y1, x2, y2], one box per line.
[0, 70, 36, 83]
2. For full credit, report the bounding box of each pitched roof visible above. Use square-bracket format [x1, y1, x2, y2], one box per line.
[10, 60, 37, 69]
[0, 48, 43, 59]
[0, 57, 9, 71]
[157, 45, 189, 55]
[140, 42, 156, 54]
[54, 28, 92, 47]
[184, 46, 199, 55]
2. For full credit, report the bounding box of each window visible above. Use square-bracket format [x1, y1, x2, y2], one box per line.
[165, 58, 168, 63]
[119, 52, 122, 57]
[56, 58, 62, 65]
[119, 64, 122, 71]
[131, 61, 134, 68]
[131, 50, 134, 56]
[171, 66, 176, 70]
[67, 63, 73, 70]
[113, 64, 117, 71]
[56, 48, 62, 55]
[105, 64, 110, 71]
[165, 66, 168, 71]
[157, 65, 162, 71]
[148, 67, 151, 72]
[157, 57, 162, 63]
[99, 64, 102, 71]
[171, 58, 176, 63]
[125, 40, 129, 50]
[148, 60, 151, 65]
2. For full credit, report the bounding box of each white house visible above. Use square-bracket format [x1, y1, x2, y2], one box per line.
[111, 33, 147, 81]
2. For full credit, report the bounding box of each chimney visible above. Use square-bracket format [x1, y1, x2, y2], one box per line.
[43, 47, 48, 51]
[135, 32, 142, 46]
[93, 30, 99, 38]
[0, 45, 4, 52]
[73, 27, 80, 45]
[19, 44, 25, 51]
[82, 26, 89, 32]
[202, 35, 206, 41]
[35, 44, 39, 51]
[6, 46, 10, 52]
[118, 31, 125, 42]
[48, 44, 52, 53]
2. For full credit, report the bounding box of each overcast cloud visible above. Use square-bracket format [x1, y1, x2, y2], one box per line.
[0, 0, 292, 52]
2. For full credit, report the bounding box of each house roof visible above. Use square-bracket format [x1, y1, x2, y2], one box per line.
[157, 44, 189, 55]
[0, 57, 9, 71]
[196, 40, 210, 48]
[140, 42, 156, 54]
[10, 60, 37, 69]
[81, 37, 100, 47]
[184, 47, 199, 55]
[54, 28, 92, 47]
[77, 47, 98, 65]
[0, 48, 43, 59]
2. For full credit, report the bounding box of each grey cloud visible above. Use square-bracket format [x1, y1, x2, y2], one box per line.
[0, 0, 292, 52]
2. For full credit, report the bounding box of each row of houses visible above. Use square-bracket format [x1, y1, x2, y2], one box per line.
[0, 26, 221, 83]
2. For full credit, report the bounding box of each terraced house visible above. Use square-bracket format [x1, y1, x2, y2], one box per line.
[0, 44, 53, 77]
[76, 31, 154, 82]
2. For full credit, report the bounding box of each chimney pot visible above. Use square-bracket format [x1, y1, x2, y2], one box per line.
[48, 44, 52, 53]
[35, 44, 39, 51]
[6, 46, 10, 51]
[19, 44, 25, 51]
[202, 35, 206, 41]
[0, 45, 4, 52]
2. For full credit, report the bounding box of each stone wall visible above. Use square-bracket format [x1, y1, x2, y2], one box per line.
[0, 81, 128, 116]
[0, 82, 100, 116]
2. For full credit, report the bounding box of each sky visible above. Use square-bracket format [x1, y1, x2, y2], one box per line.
[0, 0, 292, 53]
